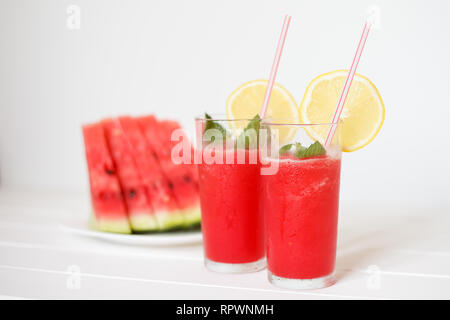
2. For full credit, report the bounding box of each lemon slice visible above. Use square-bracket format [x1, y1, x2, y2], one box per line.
[299, 70, 385, 152]
[226, 80, 298, 143]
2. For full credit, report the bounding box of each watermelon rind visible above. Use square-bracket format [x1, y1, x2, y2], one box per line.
[155, 210, 185, 230]
[182, 205, 202, 227]
[129, 213, 160, 232]
[89, 212, 131, 234]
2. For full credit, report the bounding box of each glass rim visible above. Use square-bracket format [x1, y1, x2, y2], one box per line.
[261, 122, 340, 127]
[194, 114, 342, 126]
[194, 113, 263, 122]
[261, 118, 343, 127]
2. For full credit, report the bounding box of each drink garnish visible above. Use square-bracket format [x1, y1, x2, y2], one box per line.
[203, 113, 262, 149]
[204, 113, 229, 143]
[279, 141, 326, 159]
[296, 141, 326, 158]
[279, 143, 304, 156]
[279, 143, 293, 155]
[299, 70, 384, 152]
[236, 114, 261, 149]
[225, 80, 298, 145]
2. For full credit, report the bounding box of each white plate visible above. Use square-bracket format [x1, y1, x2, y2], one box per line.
[59, 218, 203, 246]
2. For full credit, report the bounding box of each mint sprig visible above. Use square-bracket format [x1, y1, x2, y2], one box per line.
[236, 114, 261, 149]
[203, 113, 262, 149]
[279, 141, 326, 159]
[204, 113, 229, 144]
[279, 143, 305, 156]
[279, 143, 293, 155]
[295, 141, 326, 158]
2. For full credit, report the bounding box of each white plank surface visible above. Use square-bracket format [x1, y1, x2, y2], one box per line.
[0, 188, 449, 299]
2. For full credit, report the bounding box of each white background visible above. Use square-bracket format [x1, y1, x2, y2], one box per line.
[1, 0, 450, 209]
[1, 0, 450, 300]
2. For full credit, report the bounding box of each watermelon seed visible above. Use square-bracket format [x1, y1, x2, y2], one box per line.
[98, 191, 109, 201]
[183, 175, 191, 182]
[168, 182, 174, 190]
[128, 189, 136, 198]
[104, 164, 115, 175]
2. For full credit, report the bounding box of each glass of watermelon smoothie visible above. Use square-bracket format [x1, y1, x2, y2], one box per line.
[260, 121, 342, 289]
[195, 114, 266, 273]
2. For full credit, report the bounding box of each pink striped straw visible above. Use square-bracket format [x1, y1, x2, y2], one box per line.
[259, 15, 292, 118]
[324, 20, 372, 146]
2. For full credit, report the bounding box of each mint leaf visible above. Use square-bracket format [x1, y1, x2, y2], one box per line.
[236, 114, 261, 149]
[245, 114, 261, 132]
[204, 113, 229, 144]
[280, 143, 305, 156]
[294, 143, 307, 157]
[295, 141, 326, 158]
[279, 143, 293, 155]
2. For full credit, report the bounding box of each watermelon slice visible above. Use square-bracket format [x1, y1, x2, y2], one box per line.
[102, 118, 158, 232]
[118, 116, 181, 230]
[138, 116, 201, 227]
[82, 123, 131, 234]
[155, 119, 200, 227]
[136, 116, 185, 229]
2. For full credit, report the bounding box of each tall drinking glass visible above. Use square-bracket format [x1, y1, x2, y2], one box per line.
[260, 121, 342, 289]
[195, 115, 266, 273]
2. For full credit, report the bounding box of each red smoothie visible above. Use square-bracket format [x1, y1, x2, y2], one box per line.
[198, 148, 265, 265]
[262, 155, 341, 280]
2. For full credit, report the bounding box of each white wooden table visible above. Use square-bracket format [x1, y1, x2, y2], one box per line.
[0, 188, 449, 299]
